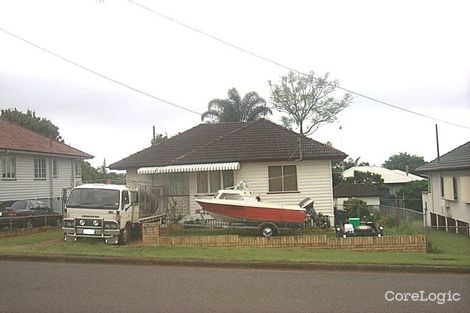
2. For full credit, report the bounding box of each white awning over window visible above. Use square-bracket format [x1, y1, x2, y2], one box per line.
[137, 162, 240, 174]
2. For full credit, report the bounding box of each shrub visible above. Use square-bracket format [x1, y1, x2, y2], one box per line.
[343, 198, 369, 218]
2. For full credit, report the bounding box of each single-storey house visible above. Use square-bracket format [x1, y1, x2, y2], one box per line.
[109, 119, 347, 224]
[333, 183, 381, 211]
[416, 141, 470, 235]
[0, 118, 93, 212]
[343, 166, 425, 195]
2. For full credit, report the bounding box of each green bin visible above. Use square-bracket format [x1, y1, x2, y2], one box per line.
[348, 217, 360, 228]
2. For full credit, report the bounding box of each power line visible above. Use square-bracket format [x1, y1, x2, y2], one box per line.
[0, 27, 202, 116]
[127, 0, 470, 131]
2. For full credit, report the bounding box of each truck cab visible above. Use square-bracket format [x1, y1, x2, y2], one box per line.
[62, 184, 139, 245]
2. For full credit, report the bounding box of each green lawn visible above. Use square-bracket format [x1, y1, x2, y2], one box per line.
[0, 227, 469, 267]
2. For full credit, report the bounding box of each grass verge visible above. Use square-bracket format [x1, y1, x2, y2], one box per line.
[0, 227, 469, 267]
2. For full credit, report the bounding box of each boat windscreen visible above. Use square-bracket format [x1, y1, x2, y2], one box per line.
[218, 193, 243, 201]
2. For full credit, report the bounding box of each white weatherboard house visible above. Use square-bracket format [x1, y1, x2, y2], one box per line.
[110, 119, 347, 224]
[0, 119, 93, 212]
[417, 141, 470, 236]
[343, 166, 425, 195]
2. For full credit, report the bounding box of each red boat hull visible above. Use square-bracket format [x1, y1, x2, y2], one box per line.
[196, 200, 306, 225]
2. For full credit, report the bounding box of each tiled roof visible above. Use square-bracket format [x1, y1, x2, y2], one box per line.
[110, 119, 346, 170]
[333, 184, 381, 198]
[416, 141, 470, 172]
[0, 118, 93, 158]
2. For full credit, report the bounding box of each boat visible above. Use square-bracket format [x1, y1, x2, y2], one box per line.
[195, 182, 314, 229]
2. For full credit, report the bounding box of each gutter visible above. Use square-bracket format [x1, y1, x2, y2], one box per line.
[0, 254, 469, 274]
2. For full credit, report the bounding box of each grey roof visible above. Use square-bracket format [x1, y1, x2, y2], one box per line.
[416, 141, 470, 172]
[109, 119, 347, 170]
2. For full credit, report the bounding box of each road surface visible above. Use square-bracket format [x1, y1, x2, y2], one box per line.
[0, 261, 468, 313]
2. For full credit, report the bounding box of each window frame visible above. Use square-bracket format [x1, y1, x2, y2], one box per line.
[1, 156, 16, 180]
[196, 170, 234, 194]
[52, 159, 58, 178]
[268, 165, 298, 193]
[74, 161, 82, 178]
[34, 158, 47, 180]
[452, 177, 458, 200]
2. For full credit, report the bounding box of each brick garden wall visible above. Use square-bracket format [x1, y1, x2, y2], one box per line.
[141, 224, 427, 253]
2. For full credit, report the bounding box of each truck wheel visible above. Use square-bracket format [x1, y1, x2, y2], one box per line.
[119, 224, 131, 245]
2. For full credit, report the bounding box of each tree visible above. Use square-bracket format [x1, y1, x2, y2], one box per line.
[81, 161, 125, 184]
[344, 170, 384, 186]
[343, 198, 370, 218]
[151, 133, 168, 146]
[342, 170, 389, 196]
[383, 152, 426, 174]
[342, 157, 369, 170]
[201, 88, 272, 123]
[268, 71, 352, 135]
[332, 157, 370, 187]
[0, 108, 63, 142]
[396, 180, 428, 211]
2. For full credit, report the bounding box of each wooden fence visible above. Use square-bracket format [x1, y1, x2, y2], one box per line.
[142, 223, 427, 253]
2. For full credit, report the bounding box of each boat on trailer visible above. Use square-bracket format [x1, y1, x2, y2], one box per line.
[195, 182, 314, 237]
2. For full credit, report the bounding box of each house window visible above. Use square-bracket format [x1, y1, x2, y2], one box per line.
[268, 165, 298, 192]
[74, 161, 81, 178]
[453, 177, 458, 200]
[209, 171, 221, 193]
[52, 159, 58, 178]
[168, 173, 189, 195]
[34, 158, 47, 179]
[441, 176, 457, 200]
[197, 172, 208, 193]
[440, 177, 445, 197]
[196, 171, 234, 194]
[222, 170, 234, 188]
[1, 156, 16, 180]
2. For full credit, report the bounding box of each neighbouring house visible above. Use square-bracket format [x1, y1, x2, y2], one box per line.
[342, 166, 425, 196]
[333, 183, 381, 211]
[0, 119, 93, 212]
[109, 119, 347, 224]
[416, 141, 470, 236]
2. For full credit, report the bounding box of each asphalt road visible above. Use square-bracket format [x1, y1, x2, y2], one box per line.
[0, 261, 468, 313]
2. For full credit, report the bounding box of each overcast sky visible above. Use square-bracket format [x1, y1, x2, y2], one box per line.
[1, 0, 469, 168]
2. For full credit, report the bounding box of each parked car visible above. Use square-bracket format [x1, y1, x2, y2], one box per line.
[0, 200, 52, 217]
[0, 200, 61, 228]
[0, 200, 17, 214]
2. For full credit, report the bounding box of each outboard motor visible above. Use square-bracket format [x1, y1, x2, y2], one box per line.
[299, 198, 316, 218]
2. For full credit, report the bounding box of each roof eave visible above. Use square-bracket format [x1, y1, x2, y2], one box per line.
[0, 147, 93, 159]
[416, 165, 470, 173]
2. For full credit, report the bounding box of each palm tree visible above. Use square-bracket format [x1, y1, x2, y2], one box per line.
[201, 88, 272, 123]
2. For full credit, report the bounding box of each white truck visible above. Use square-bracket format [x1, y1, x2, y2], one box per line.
[62, 184, 141, 245]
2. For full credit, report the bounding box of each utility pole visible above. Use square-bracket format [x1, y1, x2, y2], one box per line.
[435, 124, 440, 163]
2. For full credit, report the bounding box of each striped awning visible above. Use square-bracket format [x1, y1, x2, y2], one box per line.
[137, 162, 240, 174]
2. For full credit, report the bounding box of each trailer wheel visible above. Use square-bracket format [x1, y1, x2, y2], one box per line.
[260, 224, 278, 238]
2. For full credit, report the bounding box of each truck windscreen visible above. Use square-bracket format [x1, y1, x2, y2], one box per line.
[67, 188, 120, 209]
